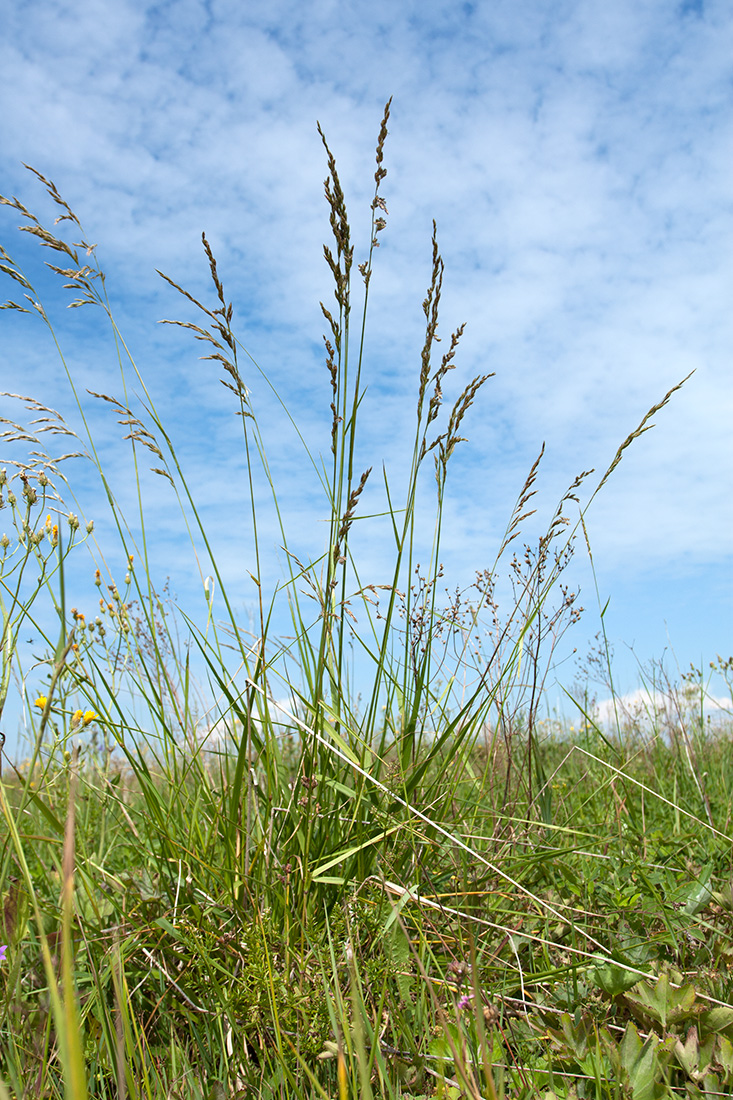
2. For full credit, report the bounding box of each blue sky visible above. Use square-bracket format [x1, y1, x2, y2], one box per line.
[1, 0, 731, 747]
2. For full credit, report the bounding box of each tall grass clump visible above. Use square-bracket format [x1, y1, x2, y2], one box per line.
[1, 105, 730, 1100]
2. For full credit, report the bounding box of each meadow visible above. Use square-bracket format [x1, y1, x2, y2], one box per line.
[1, 103, 732, 1099]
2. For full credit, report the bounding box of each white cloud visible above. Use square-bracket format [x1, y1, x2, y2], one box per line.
[0, 0, 730, 741]
[594, 687, 732, 729]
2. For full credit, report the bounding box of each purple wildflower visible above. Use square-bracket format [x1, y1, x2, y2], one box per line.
[0, 945, 7, 964]
[457, 994, 472, 1010]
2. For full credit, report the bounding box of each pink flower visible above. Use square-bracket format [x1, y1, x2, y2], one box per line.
[0, 945, 7, 963]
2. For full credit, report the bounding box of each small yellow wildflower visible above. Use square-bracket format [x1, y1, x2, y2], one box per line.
[71, 709, 83, 728]
[35, 695, 47, 710]
[82, 710, 98, 726]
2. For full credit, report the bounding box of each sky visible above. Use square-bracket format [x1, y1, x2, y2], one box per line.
[0, 0, 731, 749]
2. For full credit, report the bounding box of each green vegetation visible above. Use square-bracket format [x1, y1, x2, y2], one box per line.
[1, 104, 731, 1099]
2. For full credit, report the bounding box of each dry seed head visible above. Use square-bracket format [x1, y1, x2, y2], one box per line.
[594, 370, 694, 496]
[19, 222, 79, 263]
[317, 123, 353, 314]
[371, 217, 387, 248]
[374, 97, 392, 186]
[502, 443, 546, 549]
[23, 164, 82, 230]
[201, 233, 228, 312]
[88, 389, 176, 482]
[417, 224, 444, 421]
[332, 467, 372, 566]
[160, 240, 249, 413]
[0, 192, 39, 223]
[427, 323, 466, 428]
[320, 303, 340, 351]
[358, 260, 371, 288]
[434, 372, 493, 467]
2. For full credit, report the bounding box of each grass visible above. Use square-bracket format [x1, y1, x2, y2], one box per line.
[0, 103, 731, 1099]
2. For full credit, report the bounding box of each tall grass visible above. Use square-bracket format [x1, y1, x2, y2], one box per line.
[1, 105, 729, 1099]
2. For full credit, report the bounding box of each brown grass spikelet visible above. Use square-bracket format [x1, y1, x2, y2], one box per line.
[370, 98, 391, 248]
[0, 244, 34, 294]
[322, 333, 341, 455]
[19, 223, 81, 265]
[87, 390, 173, 481]
[594, 370, 695, 496]
[417, 222, 444, 422]
[320, 302, 340, 352]
[0, 171, 102, 313]
[2, 393, 68, 424]
[22, 164, 83, 231]
[0, 393, 85, 487]
[374, 97, 392, 188]
[426, 322, 467, 430]
[332, 466, 372, 570]
[158, 237, 249, 410]
[317, 122, 353, 315]
[201, 233, 235, 340]
[0, 192, 38, 223]
[436, 372, 493, 468]
[543, 466, 594, 545]
[499, 444, 546, 554]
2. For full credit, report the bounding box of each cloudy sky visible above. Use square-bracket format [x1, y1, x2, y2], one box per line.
[1, 0, 731, 742]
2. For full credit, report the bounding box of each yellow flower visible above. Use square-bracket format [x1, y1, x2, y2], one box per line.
[35, 695, 47, 710]
[71, 709, 83, 728]
[82, 710, 98, 726]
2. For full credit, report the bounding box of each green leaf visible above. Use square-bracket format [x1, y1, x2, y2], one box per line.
[700, 1005, 733, 1039]
[619, 1023, 660, 1100]
[591, 958, 644, 997]
[624, 972, 697, 1029]
[717, 1034, 733, 1081]
[674, 1026, 700, 1078]
[683, 864, 713, 916]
